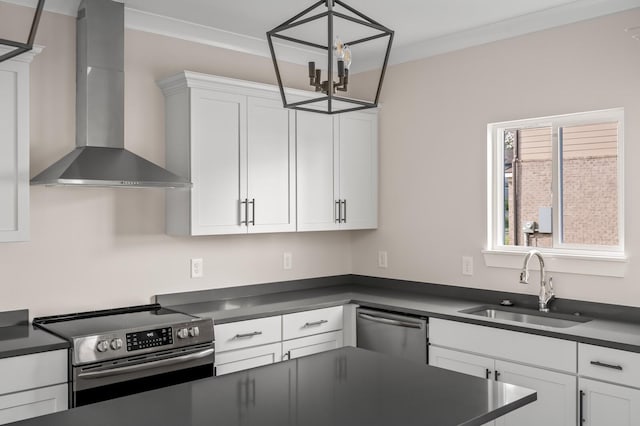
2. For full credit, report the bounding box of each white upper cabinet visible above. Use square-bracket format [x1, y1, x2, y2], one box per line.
[336, 111, 378, 230]
[160, 72, 295, 236]
[296, 112, 336, 231]
[296, 110, 378, 231]
[0, 48, 38, 242]
[246, 97, 296, 233]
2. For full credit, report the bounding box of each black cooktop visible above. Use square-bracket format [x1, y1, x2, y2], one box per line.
[34, 304, 199, 338]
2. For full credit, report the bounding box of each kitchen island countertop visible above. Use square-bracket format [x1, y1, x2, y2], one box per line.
[7, 347, 536, 426]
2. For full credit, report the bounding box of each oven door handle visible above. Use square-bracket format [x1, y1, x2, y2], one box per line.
[77, 348, 214, 379]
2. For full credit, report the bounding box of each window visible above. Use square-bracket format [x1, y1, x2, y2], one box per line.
[485, 109, 626, 276]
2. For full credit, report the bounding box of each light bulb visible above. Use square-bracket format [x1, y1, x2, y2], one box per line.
[343, 45, 352, 69]
[334, 36, 344, 59]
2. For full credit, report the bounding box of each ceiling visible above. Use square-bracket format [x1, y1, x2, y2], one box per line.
[4, 0, 640, 70]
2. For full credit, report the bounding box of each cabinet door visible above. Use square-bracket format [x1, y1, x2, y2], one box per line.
[215, 342, 283, 376]
[429, 346, 494, 379]
[296, 111, 338, 231]
[429, 347, 495, 426]
[579, 378, 640, 426]
[190, 89, 247, 235]
[0, 60, 29, 242]
[282, 331, 344, 360]
[0, 383, 67, 425]
[495, 360, 576, 426]
[337, 111, 378, 230]
[247, 97, 295, 233]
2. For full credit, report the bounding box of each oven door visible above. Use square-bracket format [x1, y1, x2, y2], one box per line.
[72, 343, 214, 407]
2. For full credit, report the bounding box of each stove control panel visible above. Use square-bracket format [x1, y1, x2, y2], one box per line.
[73, 318, 214, 365]
[126, 327, 173, 352]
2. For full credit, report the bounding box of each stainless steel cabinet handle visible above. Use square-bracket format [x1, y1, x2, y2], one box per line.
[335, 200, 341, 223]
[579, 390, 585, 423]
[240, 199, 248, 225]
[303, 319, 329, 328]
[78, 348, 214, 379]
[249, 198, 255, 225]
[494, 370, 500, 381]
[590, 360, 623, 371]
[235, 331, 263, 339]
[282, 351, 291, 361]
[342, 199, 347, 223]
[485, 368, 491, 379]
[358, 313, 423, 329]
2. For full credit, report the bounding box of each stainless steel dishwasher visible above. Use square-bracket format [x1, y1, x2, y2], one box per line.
[356, 307, 428, 364]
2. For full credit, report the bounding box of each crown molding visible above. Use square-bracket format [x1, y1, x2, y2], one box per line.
[3, 0, 638, 71]
[0, 45, 43, 64]
[383, 0, 640, 69]
[1, 0, 81, 16]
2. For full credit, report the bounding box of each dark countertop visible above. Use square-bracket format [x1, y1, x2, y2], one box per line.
[8, 347, 536, 426]
[0, 310, 69, 359]
[159, 277, 640, 353]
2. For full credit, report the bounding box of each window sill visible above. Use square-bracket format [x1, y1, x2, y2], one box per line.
[482, 249, 628, 278]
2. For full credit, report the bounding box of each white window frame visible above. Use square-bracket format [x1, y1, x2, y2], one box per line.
[483, 108, 627, 277]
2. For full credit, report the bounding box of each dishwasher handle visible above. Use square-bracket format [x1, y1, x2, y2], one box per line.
[358, 312, 424, 329]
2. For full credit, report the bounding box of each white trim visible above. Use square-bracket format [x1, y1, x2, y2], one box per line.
[482, 249, 628, 278]
[124, 8, 327, 69]
[1, 0, 81, 16]
[0, 45, 43, 64]
[387, 0, 640, 67]
[5, 0, 637, 70]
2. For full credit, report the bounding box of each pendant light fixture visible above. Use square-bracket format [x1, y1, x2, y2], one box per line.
[267, 0, 393, 114]
[0, 0, 45, 63]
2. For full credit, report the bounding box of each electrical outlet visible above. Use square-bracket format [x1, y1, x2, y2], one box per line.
[378, 251, 388, 268]
[462, 256, 473, 276]
[191, 258, 203, 278]
[283, 252, 293, 270]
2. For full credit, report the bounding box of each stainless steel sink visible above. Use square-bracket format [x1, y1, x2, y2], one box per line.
[460, 306, 592, 328]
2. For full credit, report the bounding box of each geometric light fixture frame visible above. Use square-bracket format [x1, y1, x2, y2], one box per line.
[267, 0, 393, 114]
[0, 0, 45, 63]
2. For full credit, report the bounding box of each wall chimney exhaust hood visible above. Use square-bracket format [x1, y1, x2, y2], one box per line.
[31, 0, 191, 188]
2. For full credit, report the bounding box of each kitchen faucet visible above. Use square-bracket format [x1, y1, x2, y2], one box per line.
[519, 249, 555, 312]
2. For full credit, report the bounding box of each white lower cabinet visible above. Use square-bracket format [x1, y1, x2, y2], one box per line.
[215, 307, 346, 376]
[0, 349, 68, 425]
[578, 343, 640, 426]
[282, 331, 343, 360]
[429, 319, 577, 426]
[494, 360, 576, 426]
[0, 384, 67, 425]
[215, 342, 283, 376]
[579, 378, 640, 426]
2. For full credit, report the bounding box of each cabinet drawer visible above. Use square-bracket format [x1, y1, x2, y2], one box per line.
[579, 344, 640, 388]
[430, 318, 576, 372]
[216, 316, 282, 352]
[0, 350, 67, 396]
[0, 383, 68, 425]
[215, 342, 282, 376]
[282, 331, 344, 360]
[282, 306, 343, 340]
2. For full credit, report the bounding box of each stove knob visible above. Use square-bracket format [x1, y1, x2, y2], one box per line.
[188, 326, 200, 337]
[96, 340, 110, 353]
[110, 338, 123, 350]
[177, 328, 189, 339]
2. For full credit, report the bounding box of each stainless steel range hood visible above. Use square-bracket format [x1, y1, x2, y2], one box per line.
[31, 0, 190, 188]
